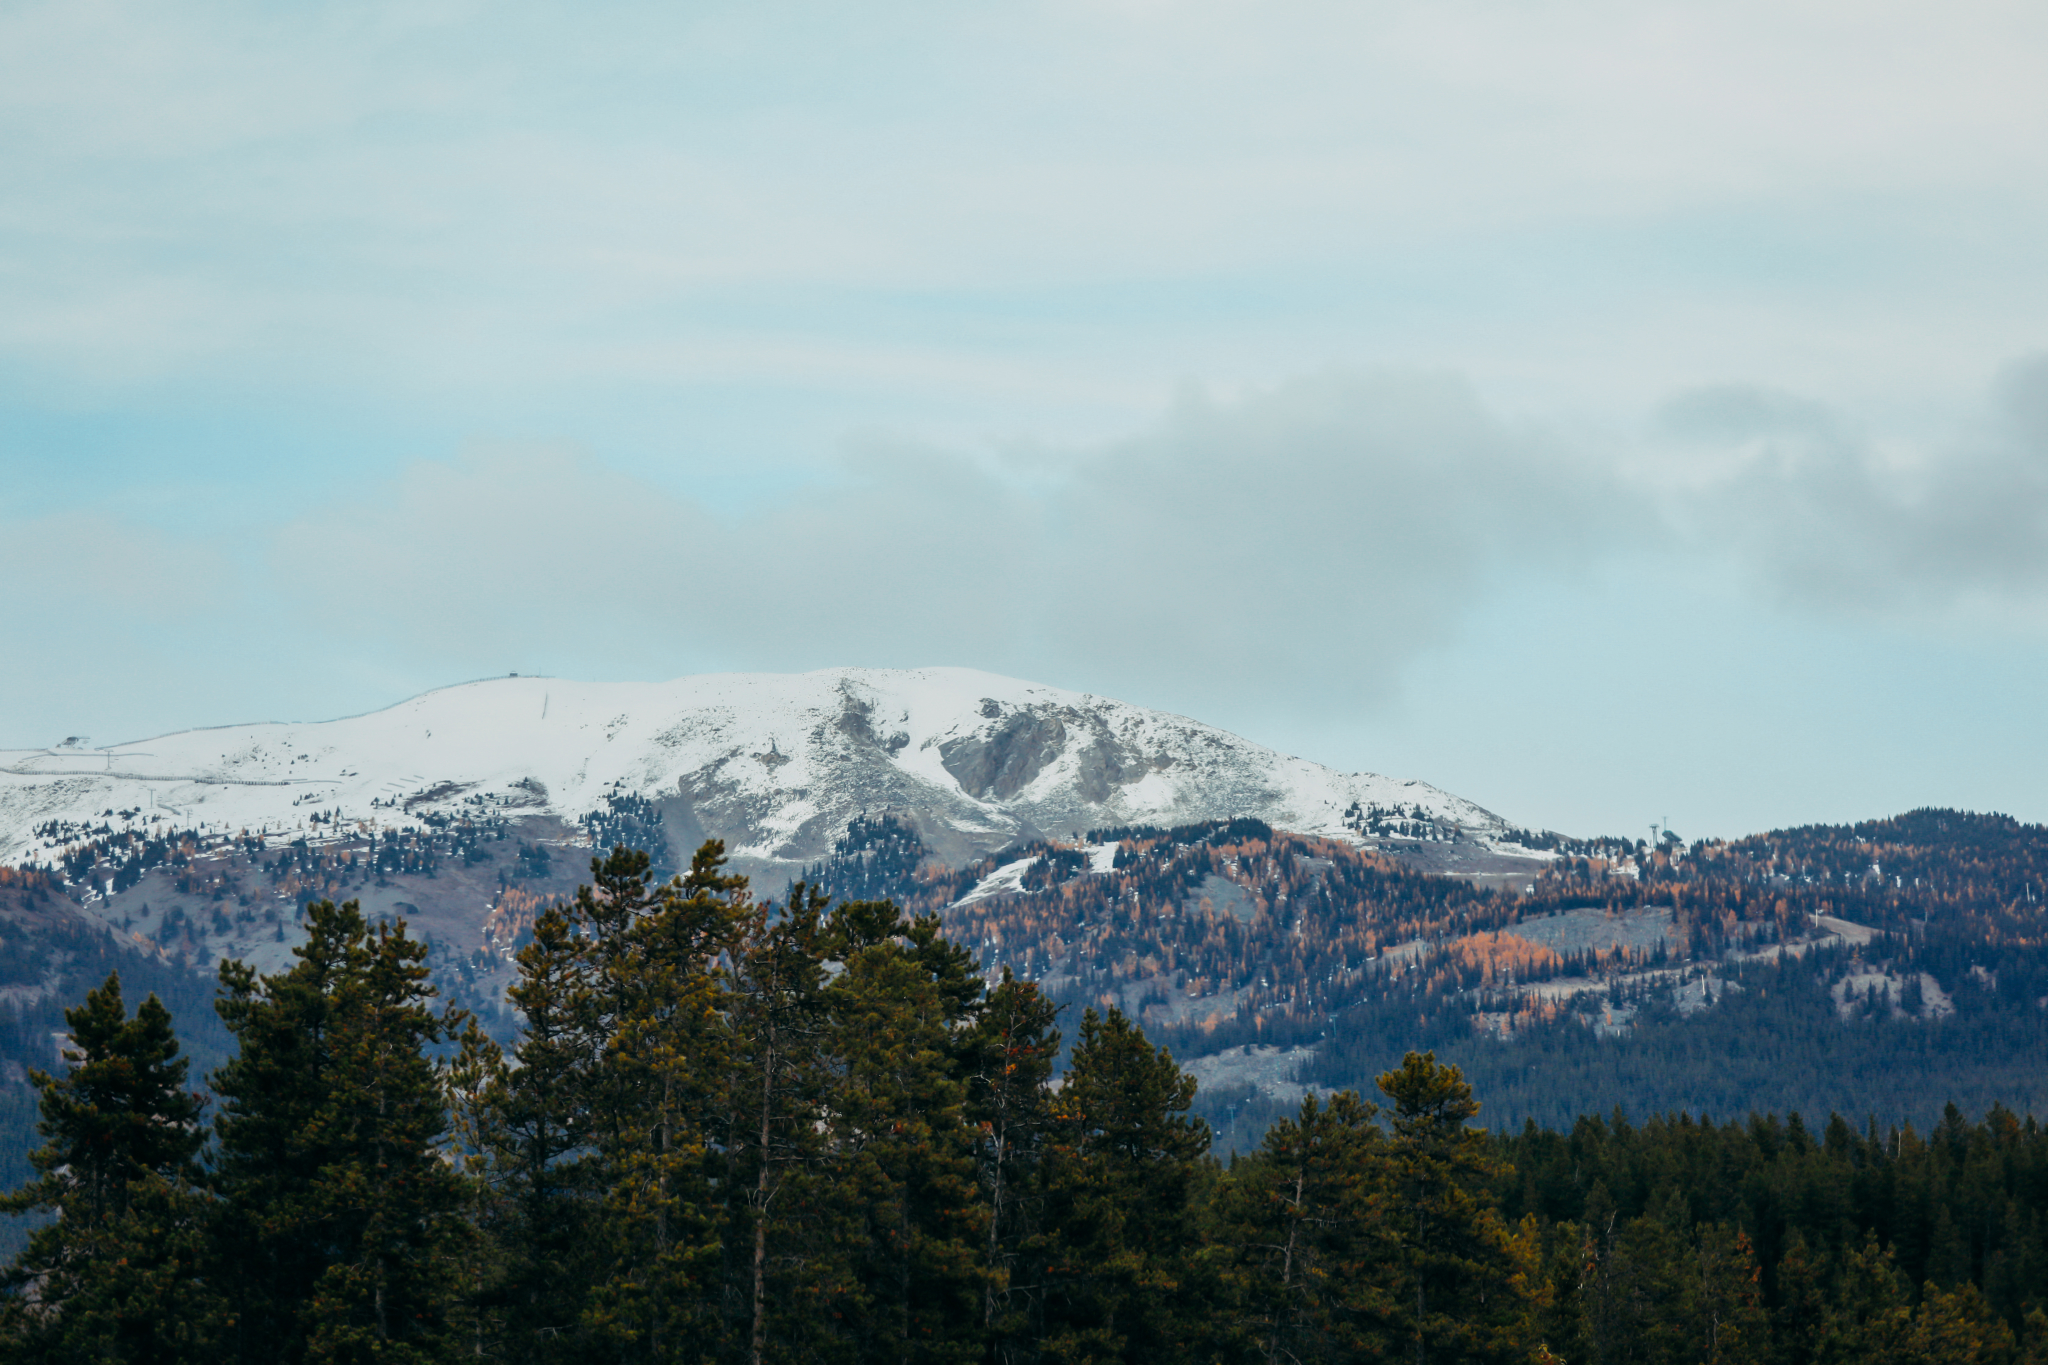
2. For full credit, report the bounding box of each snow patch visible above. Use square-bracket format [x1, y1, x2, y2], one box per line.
[953, 857, 1040, 908]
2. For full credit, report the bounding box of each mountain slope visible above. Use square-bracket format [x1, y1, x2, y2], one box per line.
[4, 668, 2048, 1166]
[863, 808, 2048, 1138]
[0, 667, 1509, 880]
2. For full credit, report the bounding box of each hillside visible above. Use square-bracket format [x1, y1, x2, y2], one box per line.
[4, 672, 2046, 1167]
[799, 808, 2048, 1143]
[0, 667, 1508, 881]
[0, 667, 1530, 1045]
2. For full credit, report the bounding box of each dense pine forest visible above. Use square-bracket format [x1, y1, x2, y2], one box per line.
[791, 810, 2048, 1139]
[5, 839, 2048, 1364]
[19, 798, 2048, 1140]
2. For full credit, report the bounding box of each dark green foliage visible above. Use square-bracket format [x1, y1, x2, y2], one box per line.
[479, 894, 601, 1362]
[9, 973, 203, 1221]
[816, 901, 990, 1363]
[1039, 1007, 1213, 1365]
[0, 871, 235, 1262]
[1085, 818, 1274, 848]
[0, 972, 216, 1364]
[801, 814, 933, 905]
[465, 842, 749, 1364]
[1306, 952, 2048, 1137]
[1210, 1089, 1393, 1363]
[1497, 1098, 2048, 1350]
[1376, 1051, 1536, 1365]
[210, 899, 468, 1365]
[9, 836, 2048, 1365]
[966, 970, 1063, 1359]
[583, 794, 674, 881]
[722, 880, 834, 1365]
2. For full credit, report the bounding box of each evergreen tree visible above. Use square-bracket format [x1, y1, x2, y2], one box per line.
[1814, 1233, 1914, 1365]
[821, 901, 989, 1365]
[17, 828, 2048, 1365]
[1039, 1007, 1212, 1365]
[1908, 1280, 2018, 1365]
[584, 842, 749, 1363]
[470, 840, 749, 1364]
[1768, 1234, 1831, 1365]
[722, 882, 834, 1365]
[443, 1013, 507, 1365]
[0, 972, 215, 1364]
[1684, 1223, 1767, 1365]
[1213, 1089, 1394, 1365]
[480, 899, 600, 1364]
[1374, 1051, 1537, 1365]
[965, 970, 1062, 1359]
[1581, 1202, 1689, 1365]
[210, 899, 467, 1365]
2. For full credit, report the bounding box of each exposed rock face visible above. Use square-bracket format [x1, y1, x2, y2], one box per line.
[940, 706, 1070, 800]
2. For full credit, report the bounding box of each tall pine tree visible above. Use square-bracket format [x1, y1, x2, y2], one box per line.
[0, 972, 215, 1364]
[1374, 1051, 1539, 1365]
[1213, 1089, 1393, 1365]
[820, 901, 990, 1365]
[722, 882, 834, 1365]
[210, 899, 468, 1365]
[965, 970, 1063, 1361]
[1040, 1007, 1212, 1365]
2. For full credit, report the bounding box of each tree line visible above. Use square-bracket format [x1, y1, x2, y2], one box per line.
[5, 840, 2047, 1364]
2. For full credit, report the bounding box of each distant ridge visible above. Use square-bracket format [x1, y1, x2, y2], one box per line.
[0, 667, 1511, 878]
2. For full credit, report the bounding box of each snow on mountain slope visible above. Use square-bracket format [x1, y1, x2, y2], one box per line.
[0, 668, 1507, 873]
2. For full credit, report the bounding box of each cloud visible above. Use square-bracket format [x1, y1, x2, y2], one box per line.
[1660, 356, 2048, 618]
[15, 354, 2048, 782]
[271, 371, 1635, 715]
[14, 351, 2048, 749]
[5, 0, 2047, 417]
[237, 356, 2048, 724]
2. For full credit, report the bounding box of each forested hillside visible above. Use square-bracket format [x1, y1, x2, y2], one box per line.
[4, 839, 2047, 1363]
[0, 868, 235, 1204]
[792, 808, 2048, 1136]
[8, 799, 2048, 1171]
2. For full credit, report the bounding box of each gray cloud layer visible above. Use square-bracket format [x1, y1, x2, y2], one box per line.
[1664, 355, 2048, 617]
[280, 371, 1632, 720]
[8, 362, 2048, 748]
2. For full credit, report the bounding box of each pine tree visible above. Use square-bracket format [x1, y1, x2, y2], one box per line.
[1374, 1051, 1537, 1365]
[1814, 1233, 1913, 1365]
[585, 841, 749, 1362]
[481, 898, 601, 1365]
[1684, 1223, 1766, 1365]
[0, 972, 216, 1364]
[965, 970, 1062, 1359]
[722, 882, 834, 1365]
[1908, 1280, 2017, 1365]
[443, 1013, 507, 1365]
[210, 899, 468, 1365]
[821, 901, 989, 1365]
[1582, 1203, 1688, 1365]
[1769, 1234, 1831, 1365]
[1039, 1007, 1212, 1365]
[1214, 1089, 1393, 1365]
[469, 840, 749, 1363]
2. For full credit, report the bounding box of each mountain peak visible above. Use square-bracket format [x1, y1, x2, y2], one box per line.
[0, 666, 1506, 877]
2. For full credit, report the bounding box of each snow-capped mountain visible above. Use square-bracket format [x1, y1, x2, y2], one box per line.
[0, 668, 1506, 876]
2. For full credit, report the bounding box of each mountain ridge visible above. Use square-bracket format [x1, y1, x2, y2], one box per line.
[0, 670, 2045, 1160]
[0, 666, 1516, 881]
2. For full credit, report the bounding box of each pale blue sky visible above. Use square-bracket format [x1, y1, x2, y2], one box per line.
[6, 0, 2048, 840]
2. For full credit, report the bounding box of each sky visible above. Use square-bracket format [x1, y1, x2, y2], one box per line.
[5, 0, 2048, 841]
